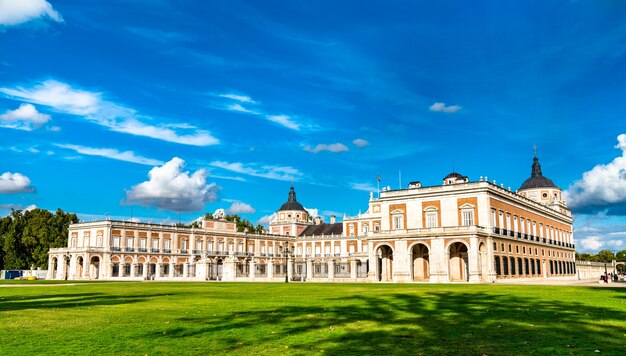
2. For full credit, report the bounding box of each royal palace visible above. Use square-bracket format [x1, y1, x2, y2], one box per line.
[47, 154, 576, 283]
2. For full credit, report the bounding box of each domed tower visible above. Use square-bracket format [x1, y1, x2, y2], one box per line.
[269, 186, 312, 236]
[443, 172, 468, 185]
[518, 152, 569, 213]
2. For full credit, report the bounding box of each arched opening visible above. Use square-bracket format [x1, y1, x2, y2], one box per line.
[51, 257, 58, 279]
[494, 256, 502, 277]
[410, 243, 430, 282]
[479, 242, 488, 281]
[502, 256, 509, 276]
[76, 256, 84, 279]
[448, 242, 469, 282]
[530, 258, 536, 276]
[376, 245, 393, 282]
[90, 256, 100, 280]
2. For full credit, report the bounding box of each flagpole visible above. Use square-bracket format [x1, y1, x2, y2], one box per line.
[377, 173, 380, 199]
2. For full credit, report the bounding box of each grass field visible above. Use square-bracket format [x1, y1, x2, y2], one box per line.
[1, 282, 625, 355]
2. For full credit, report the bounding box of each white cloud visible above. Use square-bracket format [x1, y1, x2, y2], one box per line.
[211, 175, 246, 182]
[257, 213, 276, 226]
[0, 203, 36, 211]
[304, 143, 349, 153]
[219, 93, 255, 103]
[124, 157, 220, 211]
[210, 161, 303, 181]
[305, 207, 319, 218]
[352, 138, 369, 147]
[349, 182, 376, 192]
[212, 92, 304, 131]
[579, 236, 603, 251]
[606, 239, 624, 248]
[0, 103, 50, 131]
[564, 134, 626, 214]
[266, 114, 301, 131]
[226, 201, 256, 214]
[0, 172, 35, 194]
[226, 103, 257, 114]
[0, 0, 63, 26]
[429, 102, 462, 113]
[0, 80, 219, 146]
[55, 144, 164, 166]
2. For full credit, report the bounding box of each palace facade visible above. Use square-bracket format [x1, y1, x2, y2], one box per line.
[47, 154, 576, 283]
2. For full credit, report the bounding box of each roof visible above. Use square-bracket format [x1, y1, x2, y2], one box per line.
[443, 172, 467, 180]
[300, 223, 343, 236]
[277, 186, 307, 212]
[519, 156, 558, 190]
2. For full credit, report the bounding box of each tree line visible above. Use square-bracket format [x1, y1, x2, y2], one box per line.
[0, 208, 78, 270]
[576, 249, 626, 263]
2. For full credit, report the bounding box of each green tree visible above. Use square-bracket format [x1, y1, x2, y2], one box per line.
[596, 249, 615, 263]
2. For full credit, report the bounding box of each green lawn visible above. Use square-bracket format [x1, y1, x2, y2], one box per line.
[0, 282, 625, 355]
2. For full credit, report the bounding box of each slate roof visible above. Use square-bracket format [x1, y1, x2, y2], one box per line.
[278, 186, 307, 212]
[300, 223, 343, 236]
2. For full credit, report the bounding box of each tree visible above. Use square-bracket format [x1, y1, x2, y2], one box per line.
[596, 250, 615, 263]
[616, 250, 626, 262]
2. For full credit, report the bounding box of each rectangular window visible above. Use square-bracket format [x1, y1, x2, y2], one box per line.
[151, 239, 159, 249]
[426, 213, 438, 228]
[140, 239, 146, 249]
[462, 210, 474, 226]
[164, 239, 171, 249]
[113, 236, 120, 248]
[393, 215, 403, 230]
[349, 225, 355, 236]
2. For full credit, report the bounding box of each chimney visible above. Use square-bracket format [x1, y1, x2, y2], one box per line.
[314, 216, 322, 225]
[330, 215, 336, 224]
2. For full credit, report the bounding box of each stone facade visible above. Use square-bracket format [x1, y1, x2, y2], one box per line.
[48, 154, 577, 283]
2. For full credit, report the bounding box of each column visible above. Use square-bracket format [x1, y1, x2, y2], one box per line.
[327, 260, 334, 279]
[130, 263, 136, 278]
[155, 262, 162, 278]
[222, 257, 236, 281]
[468, 237, 481, 283]
[350, 259, 358, 279]
[169, 262, 174, 278]
[268, 258, 274, 279]
[306, 259, 313, 279]
[183, 263, 188, 278]
[393, 239, 410, 282]
[119, 263, 126, 278]
[287, 258, 293, 281]
[249, 259, 255, 279]
[143, 262, 148, 279]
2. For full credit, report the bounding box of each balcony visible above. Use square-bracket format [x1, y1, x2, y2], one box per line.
[150, 248, 160, 253]
[163, 249, 171, 253]
[124, 247, 134, 252]
[111, 247, 121, 252]
[179, 249, 188, 254]
[138, 248, 147, 253]
[493, 227, 500, 234]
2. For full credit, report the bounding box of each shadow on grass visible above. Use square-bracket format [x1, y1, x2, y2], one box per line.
[147, 287, 626, 354]
[0, 292, 170, 311]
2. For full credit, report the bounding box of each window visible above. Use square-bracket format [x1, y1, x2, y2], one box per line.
[349, 225, 355, 236]
[374, 223, 380, 232]
[113, 236, 120, 248]
[140, 239, 147, 249]
[152, 238, 159, 249]
[127, 237, 134, 248]
[462, 210, 474, 226]
[493, 242, 497, 251]
[392, 210, 404, 230]
[164, 239, 171, 249]
[196, 240, 202, 250]
[362, 225, 369, 235]
[181, 239, 187, 250]
[426, 212, 438, 228]
[71, 237, 77, 248]
[96, 233, 103, 247]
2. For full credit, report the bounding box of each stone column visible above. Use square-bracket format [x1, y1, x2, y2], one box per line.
[327, 260, 334, 280]
[268, 258, 274, 279]
[287, 258, 293, 282]
[143, 262, 148, 279]
[183, 263, 188, 278]
[393, 239, 411, 283]
[306, 259, 313, 279]
[119, 263, 126, 278]
[468, 237, 481, 283]
[350, 259, 358, 279]
[155, 263, 162, 278]
[130, 263, 136, 278]
[169, 263, 174, 278]
[249, 259, 255, 279]
[367, 241, 376, 282]
[222, 257, 236, 281]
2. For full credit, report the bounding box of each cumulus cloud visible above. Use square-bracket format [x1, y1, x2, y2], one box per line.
[429, 102, 462, 113]
[564, 134, 626, 214]
[304, 143, 349, 153]
[0, 0, 63, 26]
[0, 103, 50, 131]
[124, 157, 220, 212]
[0, 80, 219, 146]
[0, 172, 35, 194]
[226, 201, 256, 214]
[579, 236, 603, 251]
[210, 161, 303, 181]
[352, 138, 369, 147]
[257, 213, 276, 226]
[55, 144, 163, 166]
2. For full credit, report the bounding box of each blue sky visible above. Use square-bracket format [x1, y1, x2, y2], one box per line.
[1, 1, 626, 253]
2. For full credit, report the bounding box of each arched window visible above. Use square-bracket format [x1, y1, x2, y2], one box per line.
[392, 210, 404, 230]
[502, 256, 509, 276]
[424, 207, 438, 228]
[459, 204, 475, 226]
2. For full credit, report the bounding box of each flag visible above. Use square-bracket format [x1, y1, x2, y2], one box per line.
[377, 174, 381, 182]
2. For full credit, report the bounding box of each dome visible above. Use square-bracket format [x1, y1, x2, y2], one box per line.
[443, 172, 466, 180]
[519, 156, 558, 190]
[278, 186, 307, 212]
